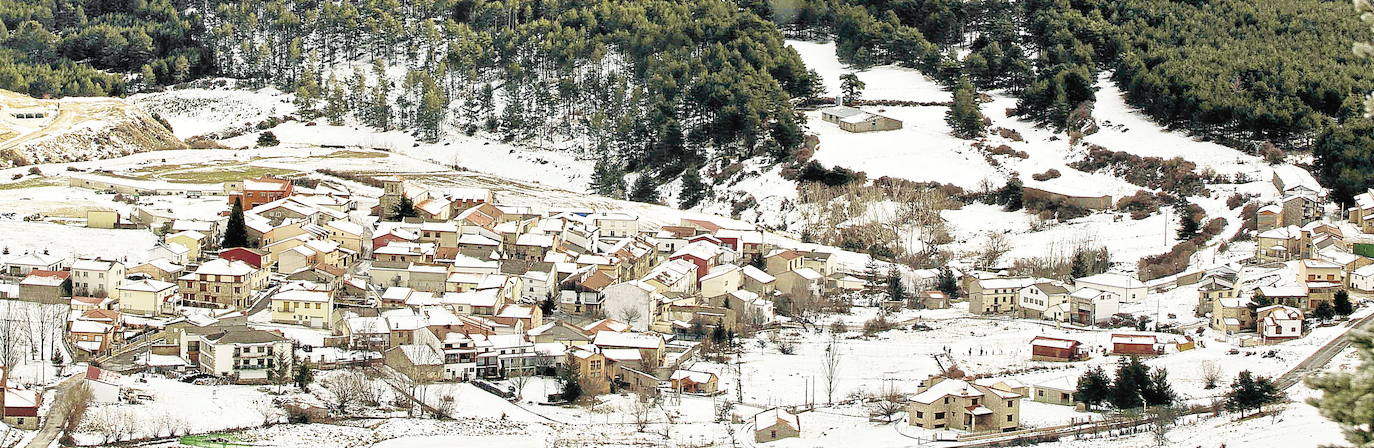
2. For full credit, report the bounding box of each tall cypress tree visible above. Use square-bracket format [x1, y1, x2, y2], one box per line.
[222, 198, 248, 248]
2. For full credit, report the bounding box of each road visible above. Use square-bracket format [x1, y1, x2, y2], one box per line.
[26, 373, 83, 448]
[1274, 311, 1374, 389]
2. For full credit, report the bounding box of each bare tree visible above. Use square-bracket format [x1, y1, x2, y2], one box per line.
[509, 368, 533, 400]
[57, 382, 93, 445]
[41, 304, 68, 371]
[1200, 361, 1222, 390]
[975, 232, 1012, 268]
[627, 393, 657, 432]
[1148, 405, 1179, 447]
[615, 307, 644, 328]
[871, 381, 905, 423]
[822, 336, 841, 404]
[325, 370, 368, 412]
[0, 301, 29, 369]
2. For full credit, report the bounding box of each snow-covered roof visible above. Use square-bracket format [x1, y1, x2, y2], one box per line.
[4, 253, 63, 268]
[594, 331, 661, 349]
[1111, 334, 1157, 345]
[742, 265, 775, 283]
[671, 370, 716, 383]
[912, 378, 983, 404]
[701, 264, 741, 282]
[1302, 259, 1343, 269]
[980, 277, 1036, 290]
[272, 289, 330, 303]
[458, 234, 500, 246]
[1075, 273, 1144, 289]
[396, 344, 443, 365]
[642, 259, 696, 286]
[753, 408, 799, 431]
[70, 320, 112, 334]
[670, 240, 724, 260]
[792, 267, 823, 280]
[1354, 264, 1374, 278]
[1035, 377, 1077, 392]
[327, 220, 366, 236]
[1259, 285, 1308, 297]
[119, 278, 175, 293]
[1030, 336, 1080, 349]
[70, 258, 118, 272]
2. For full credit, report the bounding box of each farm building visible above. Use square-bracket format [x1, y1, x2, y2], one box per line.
[1029, 336, 1087, 362]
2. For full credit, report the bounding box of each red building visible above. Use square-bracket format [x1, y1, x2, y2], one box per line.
[219, 247, 269, 269]
[229, 177, 293, 209]
[1029, 336, 1087, 362]
[1110, 334, 1161, 356]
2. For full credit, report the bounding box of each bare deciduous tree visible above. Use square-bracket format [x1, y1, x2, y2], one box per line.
[870, 381, 904, 423]
[822, 336, 841, 404]
[975, 232, 1012, 268]
[1200, 361, 1222, 390]
[325, 369, 369, 412]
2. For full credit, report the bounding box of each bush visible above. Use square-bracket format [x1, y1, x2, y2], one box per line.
[1138, 216, 1228, 280]
[1071, 145, 1206, 196]
[1116, 190, 1161, 220]
[1258, 142, 1285, 165]
[1226, 193, 1246, 209]
[1031, 169, 1062, 181]
[27, 167, 42, 176]
[797, 161, 867, 187]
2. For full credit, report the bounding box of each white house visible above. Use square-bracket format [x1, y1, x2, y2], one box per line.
[601, 280, 669, 331]
[70, 258, 125, 297]
[1068, 287, 1119, 325]
[1353, 264, 1374, 291]
[1258, 305, 1304, 341]
[1074, 273, 1146, 303]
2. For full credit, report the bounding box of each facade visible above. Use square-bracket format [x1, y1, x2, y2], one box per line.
[182, 327, 292, 383]
[1030, 377, 1077, 406]
[1029, 336, 1086, 362]
[753, 408, 801, 442]
[1018, 282, 1069, 319]
[18, 270, 71, 304]
[70, 258, 125, 297]
[229, 176, 294, 210]
[1073, 273, 1146, 303]
[177, 259, 267, 309]
[270, 289, 334, 328]
[968, 277, 1034, 315]
[1110, 334, 1161, 356]
[1258, 305, 1304, 342]
[906, 375, 1021, 432]
[819, 105, 903, 132]
[115, 278, 177, 316]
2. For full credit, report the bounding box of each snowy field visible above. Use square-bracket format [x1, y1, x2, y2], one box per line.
[787, 40, 951, 103]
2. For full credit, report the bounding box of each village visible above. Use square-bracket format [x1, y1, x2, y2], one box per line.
[0, 150, 1358, 447]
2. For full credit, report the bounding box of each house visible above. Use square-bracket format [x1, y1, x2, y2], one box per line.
[86, 209, 120, 229]
[127, 258, 184, 283]
[601, 281, 670, 331]
[3, 388, 41, 430]
[741, 265, 777, 295]
[774, 268, 824, 296]
[819, 105, 903, 133]
[1018, 282, 1070, 319]
[270, 289, 333, 329]
[640, 259, 698, 295]
[1030, 377, 1078, 407]
[176, 259, 267, 309]
[1074, 273, 1146, 303]
[2, 253, 65, 276]
[70, 258, 125, 298]
[968, 277, 1034, 315]
[1259, 285, 1315, 311]
[1257, 204, 1282, 231]
[1067, 287, 1119, 325]
[569, 348, 612, 396]
[906, 375, 1020, 432]
[699, 264, 743, 299]
[593, 331, 665, 368]
[1258, 305, 1304, 342]
[69, 311, 120, 357]
[753, 408, 801, 443]
[166, 230, 208, 261]
[18, 270, 70, 304]
[229, 176, 294, 210]
[385, 345, 445, 383]
[1256, 225, 1308, 262]
[1110, 334, 1161, 356]
[148, 243, 191, 265]
[1353, 264, 1374, 292]
[527, 320, 592, 345]
[1196, 275, 1237, 317]
[219, 247, 271, 270]
[1211, 298, 1254, 334]
[915, 290, 950, 309]
[115, 277, 177, 316]
[669, 241, 726, 281]
[559, 269, 613, 315]
[764, 250, 804, 276]
[183, 327, 292, 384]
[591, 213, 639, 238]
[1029, 336, 1087, 362]
[669, 370, 719, 394]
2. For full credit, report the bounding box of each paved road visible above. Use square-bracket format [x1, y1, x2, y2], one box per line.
[1275, 312, 1374, 389]
[26, 373, 83, 448]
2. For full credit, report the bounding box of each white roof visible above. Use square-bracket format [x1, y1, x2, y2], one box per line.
[458, 234, 500, 246]
[1075, 273, 1144, 289]
[753, 408, 799, 431]
[792, 267, 823, 280]
[671, 370, 716, 383]
[327, 220, 366, 236]
[70, 320, 112, 334]
[1030, 337, 1079, 349]
[1111, 334, 1157, 345]
[642, 259, 697, 285]
[396, 344, 443, 365]
[4, 253, 63, 267]
[979, 277, 1036, 289]
[670, 240, 724, 260]
[1302, 259, 1343, 269]
[70, 259, 117, 272]
[272, 289, 330, 303]
[912, 378, 983, 404]
[1354, 264, 1374, 278]
[194, 259, 256, 276]
[516, 234, 555, 248]
[346, 316, 389, 334]
[1259, 285, 1308, 297]
[594, 331, 662, 349]
[1035, 377, 1077, 392]
[742, 265, 775, 283]
[168, 230, 207, 241]
[701, 264, 741, 282]
[119, 278, 175, 293]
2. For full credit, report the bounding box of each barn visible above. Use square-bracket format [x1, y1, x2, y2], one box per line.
[1030, 336, 1087, 362]
[1110, 334, 1161, 356]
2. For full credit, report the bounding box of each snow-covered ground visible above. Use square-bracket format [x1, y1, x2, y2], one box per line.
[787, 40, 951, 103]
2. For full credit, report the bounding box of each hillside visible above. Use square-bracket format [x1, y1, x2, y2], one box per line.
[0, 89, 186, 167]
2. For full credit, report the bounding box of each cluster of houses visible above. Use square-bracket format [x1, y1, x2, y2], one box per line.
[0, 175, 904, 426]
[963, 272, 1142, 326]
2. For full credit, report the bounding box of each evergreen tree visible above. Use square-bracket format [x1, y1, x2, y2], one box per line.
[1248, 291, 1273, 313]
[839, 72, 865, 104]
[887, 268, 907, 304]
[222, 198, 248, 248]
[937, 266, 960, 299]
[294, 362, 313, 390]
[864, 260, 884, 291]
[295, 70, 322, 112]
[1076, 366, 1112, 410]
[629, 175, 659, 203]
[678, 168, 707, 209]
[997, 179, 1023, 211]
[1335, 290, 1354, 318]
[1070, 251, 1089, 279]
[558, 363, 583, 402]
[1177, 209, 1200, 241]
[256, 131, 279, 147]
[1309, 331, 1374, 446]
[1315, 301, 1336, 322]
[1225, 370, 1281, 416]
[1143, 367, 1176, 406]
[324, 82, 347, 126]
[590, 158, 624, 197]
[1109, 356, 1151, 410]
[946, 78, 985, 139]
[392, 196, 418, 220]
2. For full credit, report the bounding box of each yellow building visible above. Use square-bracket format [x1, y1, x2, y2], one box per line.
[115, 278, 177, 316]
[86, 209, 119, 229]
[165, 230, 207, 261]
[269, 289, 334, 328]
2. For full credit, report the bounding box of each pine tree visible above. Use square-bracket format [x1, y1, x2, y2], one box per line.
[937, 266, 960, 299]
[629, 175, 659, 203]
[1309, 332, 1374, 445]
[324, 82, 348, 126]
[1315, 301, 1336, 322]
[294, 70, 322, 112]
[1225, 370, 1281, 416]
[392, 196, 418, 220]
[1143, 367, 1176, 406]
[1177, 209, 1200, 240]
[1109, 356, 1151, 410]
[590, 158, 625, 198]
[1248, 291, 1273, 313]
[256, 131, 279, 147]
[997, 179, 1023, 211]
[864, 260, 883, 291]
[678, 168, 707, 209]
[1070, 251, 1089, 279]
[222, 198, 248, 248]
[294, 363, 314, 390]
[946, 78, 985, 139]
[887, 268, 907, 304]
[839, 73, 865, 104]
[1076, 366, 1112, 410]
[1335, 290, 1354, 318]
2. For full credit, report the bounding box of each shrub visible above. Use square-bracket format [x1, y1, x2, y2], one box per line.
[1071, 145, 1206, 196]
[1031, 169, 1062, 181]
[1226, 193, 1246, 209]
[27, 167, 42, 176]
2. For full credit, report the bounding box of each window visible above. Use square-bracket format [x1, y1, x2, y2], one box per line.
[934, 412, 945, 419]
[916, 411, 924, 418]
[1007, 415, 1013, 422]
[1007, 400, 1014, 407]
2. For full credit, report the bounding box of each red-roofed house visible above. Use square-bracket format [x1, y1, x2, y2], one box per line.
[219, 247, 271, 270]
[19, 270, 70, 304]
[230, 176, 294, 209]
